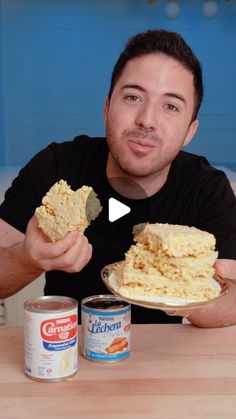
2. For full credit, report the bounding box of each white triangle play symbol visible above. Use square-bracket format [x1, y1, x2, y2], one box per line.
[108, 198, 131, 222]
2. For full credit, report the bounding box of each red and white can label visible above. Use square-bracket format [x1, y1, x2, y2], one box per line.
[24, 305, 78, 381]
[40, 316, 77, 351]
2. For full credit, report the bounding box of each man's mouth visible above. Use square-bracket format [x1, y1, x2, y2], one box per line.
[127, 138, 156, 154]
[122, 129, 158, 155]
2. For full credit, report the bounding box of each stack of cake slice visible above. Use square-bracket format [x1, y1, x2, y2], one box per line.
[116, 223, 219, 300]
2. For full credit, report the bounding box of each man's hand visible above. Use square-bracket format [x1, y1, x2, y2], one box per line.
[215, 259, 236, 279]
[23, 215, 93, 273]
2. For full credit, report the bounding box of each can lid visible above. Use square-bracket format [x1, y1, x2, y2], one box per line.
[24, 295, 78, 313]
[81, 294, 130, 310]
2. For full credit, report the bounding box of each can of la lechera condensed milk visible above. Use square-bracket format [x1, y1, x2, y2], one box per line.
[81, 294, 131, 362]
[24, 296, 78, 382]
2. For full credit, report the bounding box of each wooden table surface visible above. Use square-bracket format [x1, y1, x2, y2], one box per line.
[1, 324, 236, 418]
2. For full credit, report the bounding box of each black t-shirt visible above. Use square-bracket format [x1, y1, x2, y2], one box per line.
[1, 135, 236, 323]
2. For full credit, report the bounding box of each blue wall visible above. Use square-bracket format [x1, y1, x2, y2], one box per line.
[0, 0, 236, 168]
[0, 2, 4, 165]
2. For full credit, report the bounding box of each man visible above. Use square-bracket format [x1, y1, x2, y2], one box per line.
[0, 29, 236, 326]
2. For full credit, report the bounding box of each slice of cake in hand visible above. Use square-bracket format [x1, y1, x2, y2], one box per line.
[116, 223, 220, 300]
[35, 180, 102, 241]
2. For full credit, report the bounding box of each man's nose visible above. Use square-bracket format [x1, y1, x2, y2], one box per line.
[135, 104, 157, 130]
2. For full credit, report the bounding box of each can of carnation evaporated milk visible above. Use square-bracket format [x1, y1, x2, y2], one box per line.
[24, 296, 78, 382]
[81, 295, 131, 362]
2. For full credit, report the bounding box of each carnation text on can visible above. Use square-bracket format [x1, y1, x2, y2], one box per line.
[24, 296, 78, 382]
[81, 295, 131, 362]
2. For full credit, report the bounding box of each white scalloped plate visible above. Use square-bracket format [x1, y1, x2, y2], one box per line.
[101, 262, 228, 311]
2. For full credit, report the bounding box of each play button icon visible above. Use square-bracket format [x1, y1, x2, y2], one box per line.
[86, 177, 150, 242]
[108, 198, 131, 222]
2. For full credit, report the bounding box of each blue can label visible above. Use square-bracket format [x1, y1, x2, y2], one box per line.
[81, 296, 131, 362]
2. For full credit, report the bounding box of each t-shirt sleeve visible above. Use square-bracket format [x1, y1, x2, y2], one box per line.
[196, 170, 236, 260]
[0, 144, 58, 233]
[0, 135, 100, 234]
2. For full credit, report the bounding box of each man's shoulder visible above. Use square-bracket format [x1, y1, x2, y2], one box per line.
[174, 151, 216, 174]
[172, 151, 231, 191]
[52, 135, 107, 153]
[73, 135, 106, 146]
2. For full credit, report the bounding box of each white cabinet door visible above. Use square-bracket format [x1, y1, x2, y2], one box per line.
[4, 274, 45, 326]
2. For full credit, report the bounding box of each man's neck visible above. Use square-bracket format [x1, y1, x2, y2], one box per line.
[106, 154, 171, 199]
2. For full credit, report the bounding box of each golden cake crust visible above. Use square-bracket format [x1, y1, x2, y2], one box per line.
[35, 180, 102, 241]
[133, 223, 216, 257]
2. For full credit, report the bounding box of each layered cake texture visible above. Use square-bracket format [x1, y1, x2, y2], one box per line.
[116, 223, 219, 300]
[36, 180, 102, 241]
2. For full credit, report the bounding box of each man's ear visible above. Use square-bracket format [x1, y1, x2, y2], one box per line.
[104, 97, 109, 123]
[183, 119, 199, 147]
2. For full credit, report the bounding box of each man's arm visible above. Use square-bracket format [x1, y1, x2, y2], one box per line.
[0, 219, 42, 298]
[0, 216, 92, 299]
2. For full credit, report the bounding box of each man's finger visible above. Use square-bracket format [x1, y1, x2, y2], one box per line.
[215, 259, 236, 279]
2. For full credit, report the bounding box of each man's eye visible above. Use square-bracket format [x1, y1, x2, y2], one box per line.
[125, 95, 142, 103]
[165, 103, 179, 112]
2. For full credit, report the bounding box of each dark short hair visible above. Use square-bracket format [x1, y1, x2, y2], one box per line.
[108, 29, 203, 121]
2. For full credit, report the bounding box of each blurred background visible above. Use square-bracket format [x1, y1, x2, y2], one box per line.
[0, 0, 236, 325]
[0, 0, 236, 170]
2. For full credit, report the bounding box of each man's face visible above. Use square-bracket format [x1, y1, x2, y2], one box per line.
[104, 53, 198, 178]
